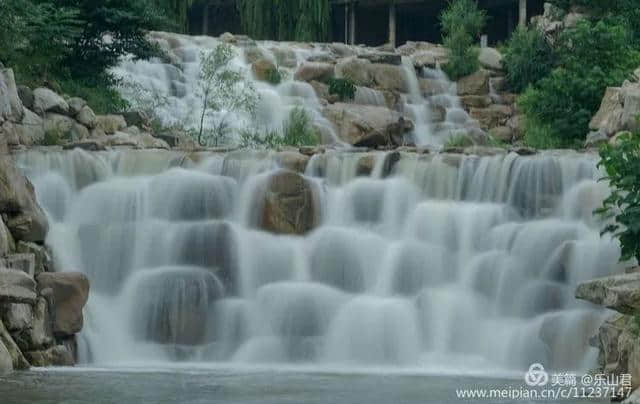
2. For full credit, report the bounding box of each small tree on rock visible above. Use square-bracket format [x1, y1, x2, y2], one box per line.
[197, 43, 259, 146]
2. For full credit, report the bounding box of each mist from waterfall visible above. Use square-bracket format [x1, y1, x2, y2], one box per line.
[16, 148, 622, 374]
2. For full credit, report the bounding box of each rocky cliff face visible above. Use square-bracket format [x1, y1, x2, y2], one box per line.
[0, 70, 90, 373]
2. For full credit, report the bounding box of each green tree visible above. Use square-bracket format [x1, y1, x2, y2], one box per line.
[502, 26, 555, 93]
[197, 44, 259, 146]
[597, 130, 640, 262]
[520, 20, 640, 143]
[439, 0, 487, 80]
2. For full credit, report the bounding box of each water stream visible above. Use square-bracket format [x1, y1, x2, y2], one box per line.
[16, 148, 622, 374]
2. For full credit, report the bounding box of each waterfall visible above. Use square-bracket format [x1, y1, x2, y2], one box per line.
[16, 148, 622, 373]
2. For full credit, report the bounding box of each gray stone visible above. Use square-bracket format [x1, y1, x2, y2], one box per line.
[470, 104, 513, 130]
[25, 345, 74, 367]
[489, 126, 513, 143]
[96, 114, 127, 134]
[15, 297, 53, 351]
[76, 106, 97, 129]
[294, 62, 334, 83]
[36, 272, 90, 337]
[0, 120, 19, 147]
[323, 103, 414, 147]
[360, 52, 401, 65]
[335, 57, 373, 87]
[411, 52, 437, 69]
[622, 86, 640, 133]
[121, 111, 150, 128]
[275, 151, 309, 173]
[584, 130, 609, 148]
[589, 87, 624, 136]
[14, 107, 44, 146]
[576, 272, 640, 314]
[0, 253, 35, 277]
[16, 242, 52, 274]
[17, 86, 34, 110]
[0, 338, 12, 374]
[0, 268, 36, 303]
[0, 304, 32, 332]
[67, 97, 87, 116]
[0, 319, 29, 370]
[260, 170, 317, 235]
[0, 69, 24, 123]
[0, 216, 15, 256]
[457, 70, 491, 96]
[370, 64, 408, 93]
[478, 47, 503, 71]
[32, 88, 69, 115]
[43, 113, 75, 142]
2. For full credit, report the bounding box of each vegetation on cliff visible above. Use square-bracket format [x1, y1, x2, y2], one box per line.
[439, 0, 486, 80]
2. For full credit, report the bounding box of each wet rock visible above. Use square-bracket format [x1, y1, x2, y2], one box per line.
[32, 87, 69, 115]
[63, 139, 107, 151]
[12, 296, 53, 352]
[275, 151, 309, 173]
[622, 85, 640, 133]
[419, 78, 448, 96]
[251, 58, 277, 82]
[457, 69, 491, 96]
[412, 52, 437, 69]
[294, 62, 334, 83]
[96, 114, 127, 134]
[0, 68, 24, 123]
[323, 103, 413, 147]
[506, 114, 525, 140]
[576, 272, 640, 315]
[76, 106, 97, 129]
[0, 268, 36, 304]
[260, 170, 317, 235]
[16, 242, 52, 274]
[25, 345, 74, 367]
[370, 64, 408, 93]
[0, 337, 11, 374]
[335, 57, 373, 87]
[0, 253, 35, 277]
[489, 126, 513, 143]
[36, 272, 89, 337]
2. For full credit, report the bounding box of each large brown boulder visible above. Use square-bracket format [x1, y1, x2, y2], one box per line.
[32, 87, 69, 115]
[0, 318, 29, 370]
[589, 87, 624, 136]
[14, 108, 44, 146]
[36, 272, 90, 337]
[96, 114, 127, 134]
[323, 103, 414, 147]
[335, 57, 373, 87]
[370, 64, 408, 93]
[251, 58, 277, 82]
[25, 345, 74, 367]
[470, 104, 513, 130]
[260, 170, 317, 235]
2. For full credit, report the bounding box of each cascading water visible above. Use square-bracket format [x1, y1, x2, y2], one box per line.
[17, 148, 622, 373]
[113, 31, 476, 148]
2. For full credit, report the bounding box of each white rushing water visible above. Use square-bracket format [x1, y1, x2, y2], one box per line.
[111, 31, 474, 147]
[17, 148, 622, 373]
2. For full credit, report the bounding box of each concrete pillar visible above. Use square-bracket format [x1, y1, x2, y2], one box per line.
[480, 34, 488, 48]
[388, 3, 397, 48]
[519, 0, 527, 26]
[349, 2, 356, 45]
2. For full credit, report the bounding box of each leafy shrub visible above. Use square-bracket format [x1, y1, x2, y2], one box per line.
[597, 130, 640, 262]
[266, 67, 283, 85]
[282, 107, 318, 146]
[520, 20, 640, 143]
[440, 0, 486, 80]
[502, 26, 555, 92]
[328, 78, 356, 101]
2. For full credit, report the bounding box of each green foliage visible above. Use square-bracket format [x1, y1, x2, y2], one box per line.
[266, 67, 283, 85]
[282, 107, 318, 146]
[444, 134, 474, 149]
[236, 0, 331, 42]
[440, 0, 486, 80]
[549, 0, 640, 41]
[197, 44, 259, 147]
[597, 130, 640, 262]
[60, 77, 130, 115]
[520, 20, 640, 143]
[502, 26, 555, 93]
[521, 118, 575, 149]
[42, 130, 63, 146]
[328, 78, 356, 101]
[152, 0, 194, 32]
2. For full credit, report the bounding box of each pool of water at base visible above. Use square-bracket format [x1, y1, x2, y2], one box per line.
[0, 366, 608, 404]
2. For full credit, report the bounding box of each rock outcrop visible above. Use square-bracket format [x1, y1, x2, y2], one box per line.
[259, 170, 318, 235]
